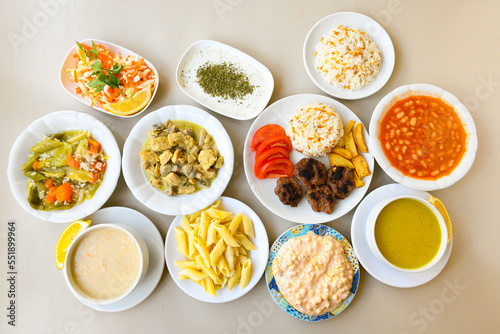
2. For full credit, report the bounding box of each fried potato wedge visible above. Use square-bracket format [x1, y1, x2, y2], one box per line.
[352, 154, 371, 179]
[353, 123, 368, 153]
[345, 132, 358, 157]
[354, 171, 365, 188]
[329, 153, 354, 169]
[344, 120, 356, 135]
[332, 147, 352, 159]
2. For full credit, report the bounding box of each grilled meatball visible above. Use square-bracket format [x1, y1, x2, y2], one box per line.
[274, 177, 303, 207]
[327, 166, 355, 200]
[305, 185, 336, 214]
[294, 158, 327, 189]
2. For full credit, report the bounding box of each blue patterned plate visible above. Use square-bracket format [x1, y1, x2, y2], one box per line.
[265, 224, 359, 321]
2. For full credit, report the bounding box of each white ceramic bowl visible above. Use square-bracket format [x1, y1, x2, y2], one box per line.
[176, 40, 274, 120]
[369, 83, 478, 191]
[365, 195, 448, 273]
[7, 111, 121, 223]
[122, 105, 234, 216]
[64, 223, 149, 305]
[60, 39, 159, 118]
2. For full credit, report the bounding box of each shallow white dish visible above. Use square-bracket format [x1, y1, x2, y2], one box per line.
[60, 39, 159, 118]
[7, 111, 121, 223]
[176, 40, 274, 120]
[243, 94, 374, 224]
[351, 183, 452, 288]
[165, 196, 269, 303]
[303, 12, 395, 100]
[70, 207, 164, 312]
[122, 105, 234, 216]
[369, 83, 478, 191]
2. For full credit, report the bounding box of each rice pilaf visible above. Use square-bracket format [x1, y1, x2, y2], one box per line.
[315, 25, 382, 90]
[286, 103, 343, 157]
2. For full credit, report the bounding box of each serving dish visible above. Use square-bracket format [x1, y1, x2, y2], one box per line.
[165, 196, 269, 303]
[7, 111, 121, 223]
[67, 207, 164, 312]
[59, 38, 159, 117]
[122, 105, 234, 216]
[266, 224, 359, 321]
[351, 183, 453, 288]
[243, 94, 374, 224]
[176, 40, 274, 120]
[63, 223, 149, 305]
[303, 11, 395, 100]
[369, 83, 478, 191]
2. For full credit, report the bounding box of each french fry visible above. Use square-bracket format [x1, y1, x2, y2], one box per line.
[353, 123, 368, 153]
[329, 153, 354, 169]
[352, 155, 371, 179]
[353, 171, 365, 188]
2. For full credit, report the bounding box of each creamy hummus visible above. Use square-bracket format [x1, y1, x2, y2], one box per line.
[71, 227, 141, 301]
[272, 233, 353, 316]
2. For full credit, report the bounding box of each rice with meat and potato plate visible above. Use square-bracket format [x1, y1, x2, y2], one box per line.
[286, 103, 343, 157]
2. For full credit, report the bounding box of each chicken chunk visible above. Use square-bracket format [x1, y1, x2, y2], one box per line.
[198, 149, 217, 170]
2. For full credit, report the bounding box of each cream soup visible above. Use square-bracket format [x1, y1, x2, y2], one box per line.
[71, 227, 141, 301]
[272, 233, 353, 316]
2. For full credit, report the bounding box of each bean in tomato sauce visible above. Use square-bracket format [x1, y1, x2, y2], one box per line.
[379, 95, 467, 180]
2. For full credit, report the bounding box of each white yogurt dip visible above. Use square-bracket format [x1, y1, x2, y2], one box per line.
[180, 46, 269, 119]
[272, 233, 353, 316]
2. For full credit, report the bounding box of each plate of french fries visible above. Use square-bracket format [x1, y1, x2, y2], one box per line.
[243, 94, 374, 224]
[165, 196, 269, 303]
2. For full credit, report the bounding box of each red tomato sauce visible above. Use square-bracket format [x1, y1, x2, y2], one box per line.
[378, 95, 467, 180]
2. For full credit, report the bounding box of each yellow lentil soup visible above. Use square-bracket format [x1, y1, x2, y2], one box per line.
[374, 198, 442, 270]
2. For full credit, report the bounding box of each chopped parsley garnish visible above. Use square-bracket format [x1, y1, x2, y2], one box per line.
[75, 41, 125, 93]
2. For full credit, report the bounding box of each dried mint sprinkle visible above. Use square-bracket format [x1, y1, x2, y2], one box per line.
[196, 62, 254, 100]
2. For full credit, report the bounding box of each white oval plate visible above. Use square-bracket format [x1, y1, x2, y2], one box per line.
[351, 184, 452, 288]
[165, 196, 269, 303]
[122, 105, 234, 216]
[60, 39, 159, 118]
[303, 12, 395, 100]
[243, 94, 374, 224]
[69, 207, 165, 311]
[369, 83, 478, 191]
[176, 40, 274, 120]
[7, 111, 121, 223]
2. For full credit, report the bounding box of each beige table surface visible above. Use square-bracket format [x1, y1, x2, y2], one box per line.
[1, 0, 499, 333]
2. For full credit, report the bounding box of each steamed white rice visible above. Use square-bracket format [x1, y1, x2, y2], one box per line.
[286, 103, 343, 157]
[315, 25, 382, 90]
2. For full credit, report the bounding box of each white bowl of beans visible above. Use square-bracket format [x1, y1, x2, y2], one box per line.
[369, 83, 478, 191]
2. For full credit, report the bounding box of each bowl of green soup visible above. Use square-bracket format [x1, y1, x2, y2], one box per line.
[366, 195, 448, 272]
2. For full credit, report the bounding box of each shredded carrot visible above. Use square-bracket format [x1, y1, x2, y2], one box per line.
[90, 172, 99, 184]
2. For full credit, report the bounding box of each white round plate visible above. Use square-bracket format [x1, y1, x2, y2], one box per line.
[351, 183, 452, 288]
[369, 83, 478, 191]
[243, 94, 374, 224]
[176, 40, 274, 120]
[165, 196, 269, 303]
[266, 224, 359, 321]
[60, 38, 159, 118]
[7, 111, 121, 223]
[303, 11, 395, 100]
[70, 207, 164, 312]
[122, 105, 234, 216]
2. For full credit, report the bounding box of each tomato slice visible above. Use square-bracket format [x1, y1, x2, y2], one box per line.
[256, 135, 292, 155]
[251, 124, 287, 151]
[255, 146, 290, 168]
[254, 157, 294, 179]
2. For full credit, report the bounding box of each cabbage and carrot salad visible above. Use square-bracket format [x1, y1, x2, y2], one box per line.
[22, 130, 107, 211]
[67, 41, 156, 108]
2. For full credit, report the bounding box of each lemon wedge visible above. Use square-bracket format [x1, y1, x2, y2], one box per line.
[428, 195, 452, 244]
[103, 84, 152, 116]
[76, 44, 88, 64]
[55, 220, 91, 269]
